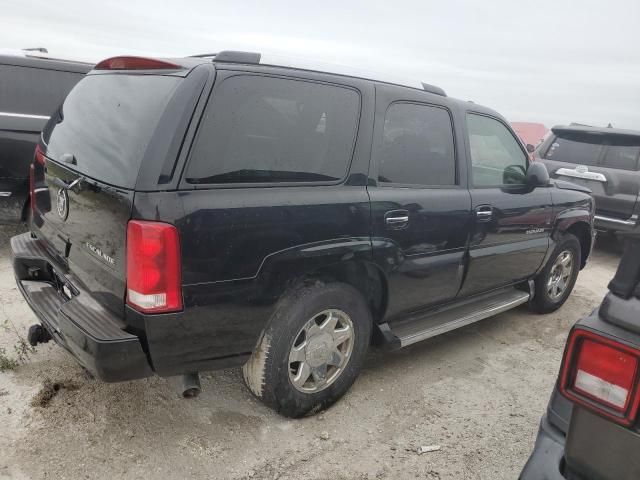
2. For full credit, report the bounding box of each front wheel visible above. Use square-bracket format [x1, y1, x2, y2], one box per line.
[530, 233, 581, 313]
[242, 281, 372, 418]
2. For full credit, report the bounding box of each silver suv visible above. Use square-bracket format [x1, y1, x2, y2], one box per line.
[537, 125, 640, 233]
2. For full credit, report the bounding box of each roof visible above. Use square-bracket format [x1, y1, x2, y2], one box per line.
[0, 52, 93, 73]
[551, 124, 640, 138]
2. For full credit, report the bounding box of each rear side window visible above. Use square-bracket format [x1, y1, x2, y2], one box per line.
[467, 114, 528, 187]
[185, 75, 360, 184]
[544, 134, 603, 166]
[0, 64, 84, 116]
[377, 103, 456, 186]
[43, 74, 181, 188]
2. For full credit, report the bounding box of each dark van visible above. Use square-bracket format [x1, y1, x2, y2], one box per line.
[0, 51, 91, 223]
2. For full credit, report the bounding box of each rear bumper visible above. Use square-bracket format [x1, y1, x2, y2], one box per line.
[11, 232, 153, 382]
[520, 415, 567, 480]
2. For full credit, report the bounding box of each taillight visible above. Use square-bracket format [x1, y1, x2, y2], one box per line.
[560, 329, 640, 426]
[34, 145, 46, 166]
[95, 56, 182, 70]
[30, 145, 46, 215]
[126, 220, 182, 314]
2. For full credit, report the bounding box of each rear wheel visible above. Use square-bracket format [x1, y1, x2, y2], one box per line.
[242, 281, 372, 418]
[531, 233, 581, 313]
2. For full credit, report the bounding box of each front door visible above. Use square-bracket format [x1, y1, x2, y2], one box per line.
[459, 112, 552, 297]
[368, 86, 472, 319]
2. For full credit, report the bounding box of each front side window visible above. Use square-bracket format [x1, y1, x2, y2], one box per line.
[377, 103, 456, 186]
[467, 113, 528, 187]
[185, 75, 360, 184]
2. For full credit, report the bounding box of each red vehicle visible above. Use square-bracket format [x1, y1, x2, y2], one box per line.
[511, 122, 549, 149]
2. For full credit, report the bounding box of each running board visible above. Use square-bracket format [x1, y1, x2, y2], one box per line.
[388, 288, 530, 348]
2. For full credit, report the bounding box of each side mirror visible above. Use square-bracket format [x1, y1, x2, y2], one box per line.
[526, 162, 550, 187]
[526, 143, 536, 153]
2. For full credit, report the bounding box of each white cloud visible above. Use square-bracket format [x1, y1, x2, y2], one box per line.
[2, 0, 638, 129]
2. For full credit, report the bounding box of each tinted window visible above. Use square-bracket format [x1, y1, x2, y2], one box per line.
[186, 75, 360, 184]
[543, 134, 603, 166]
[377, 103, 455, 186]
[43, 74, 181, 188]
[467, 114, 527, 186]
[0, 64, 84, 116]
[602, 143, 640, 171]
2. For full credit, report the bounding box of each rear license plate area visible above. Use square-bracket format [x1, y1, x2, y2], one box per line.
[565, 407, 640, 480]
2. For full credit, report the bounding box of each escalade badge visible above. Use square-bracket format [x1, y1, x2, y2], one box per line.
[56, 188, 69, 220]
[85, 242, 115, 265]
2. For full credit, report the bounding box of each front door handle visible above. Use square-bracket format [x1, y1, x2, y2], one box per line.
[475, 205, 493, 222]
[384, 210, 410, 229]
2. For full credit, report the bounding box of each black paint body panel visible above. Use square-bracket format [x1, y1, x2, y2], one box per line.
[14, 60, 595, 379]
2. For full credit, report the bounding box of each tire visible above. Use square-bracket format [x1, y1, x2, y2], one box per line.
[242, 281, 372, 418]
[530, 233, 581, 314]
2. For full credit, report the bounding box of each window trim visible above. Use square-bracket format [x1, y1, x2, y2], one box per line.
[466, 111, 530, 189]
[179, 72, 363, 189]
[374, 100, 460, 189]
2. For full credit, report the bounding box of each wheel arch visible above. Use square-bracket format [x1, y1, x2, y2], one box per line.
[553, 209, 593, 269]
[254, 238, 389, 324]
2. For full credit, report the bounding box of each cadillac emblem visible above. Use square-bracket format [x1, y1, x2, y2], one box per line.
[56, 188, 69, 220]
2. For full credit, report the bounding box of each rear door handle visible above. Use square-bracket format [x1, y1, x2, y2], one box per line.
[475, 205, 493, 222]
[384, 210, 410, 229]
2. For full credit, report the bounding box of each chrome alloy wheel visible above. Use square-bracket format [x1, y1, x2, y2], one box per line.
[547, 250, 574, 301]
[288, 309, 355, 393]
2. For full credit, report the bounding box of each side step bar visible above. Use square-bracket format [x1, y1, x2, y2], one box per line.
[387, 288, 530, 348]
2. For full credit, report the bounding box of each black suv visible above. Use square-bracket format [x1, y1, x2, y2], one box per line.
[12, 52, 595, 417]
[521, 237, 640, 480]
[0, 50, 91, 223]
[537, 125, 640, 234]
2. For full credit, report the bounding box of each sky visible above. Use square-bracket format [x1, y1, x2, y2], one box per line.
[3, 0, 639, 130]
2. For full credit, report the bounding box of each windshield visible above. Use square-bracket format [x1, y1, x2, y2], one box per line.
[43, 73, 181, 188]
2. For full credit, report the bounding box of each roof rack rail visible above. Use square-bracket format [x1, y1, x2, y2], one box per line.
[213, 51, 261, 64]
[23, 47, 48, 54]
[190, 53, 218, 58]
[421, 82, 446, 97]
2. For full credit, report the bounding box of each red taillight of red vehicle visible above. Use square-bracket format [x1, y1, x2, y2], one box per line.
[95, 56, 182, 71]
[126, 220, 182, 314]
[30, 145, 46, 215]
[560, 329, 640, 426]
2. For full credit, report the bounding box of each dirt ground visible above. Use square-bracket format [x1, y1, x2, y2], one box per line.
[0, 224, 621, 480]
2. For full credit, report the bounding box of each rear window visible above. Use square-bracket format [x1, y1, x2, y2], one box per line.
[43, 74, 181, 188]
[0, 64, 84, 116]
[544, 133, 603, 166]
[601, 142, 640, 171]
[185, 75, 360, 184]
[377, 102, 455, 186]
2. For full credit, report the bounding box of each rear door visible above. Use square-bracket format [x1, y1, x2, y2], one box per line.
[33, 71, 197, 315]
[542, 131, 640, 220]
[368, 84, 472, 318]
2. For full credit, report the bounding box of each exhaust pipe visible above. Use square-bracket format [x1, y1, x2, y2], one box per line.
[181, 373, 201, 398]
